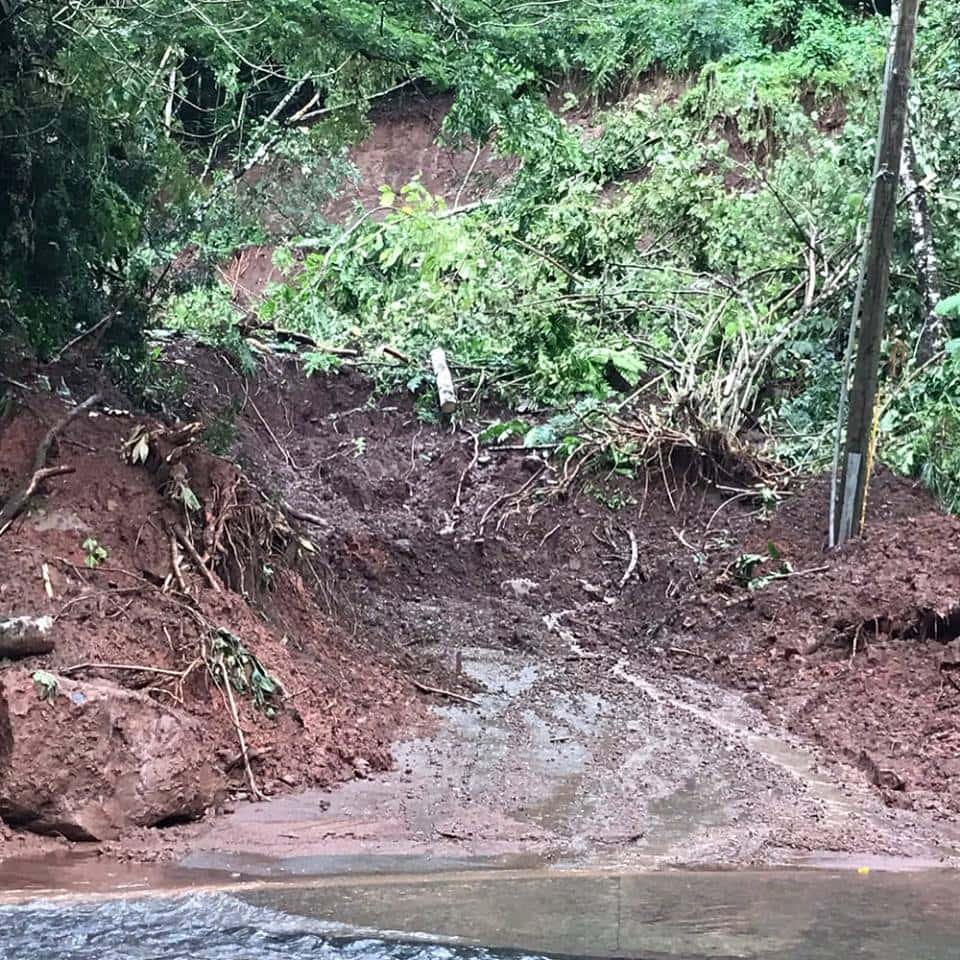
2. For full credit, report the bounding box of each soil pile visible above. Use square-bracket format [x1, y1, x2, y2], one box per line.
[176, 350, 960, 820]
[0, 383, 413, 844]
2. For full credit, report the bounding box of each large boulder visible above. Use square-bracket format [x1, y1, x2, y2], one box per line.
[0, 671, 225, 840]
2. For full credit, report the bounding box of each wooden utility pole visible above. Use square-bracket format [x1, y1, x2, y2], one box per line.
[833, 0, 919, 546]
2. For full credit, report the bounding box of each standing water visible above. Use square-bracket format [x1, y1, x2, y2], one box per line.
[0, 867, 958, 959]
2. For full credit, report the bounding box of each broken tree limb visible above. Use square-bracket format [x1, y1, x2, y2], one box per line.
[901, 128, 946, 363]
[431, 347, 458, 415]
[0, 392, 101, 537]
[0, 616, 55, 659]
[618, 528, 639, 589]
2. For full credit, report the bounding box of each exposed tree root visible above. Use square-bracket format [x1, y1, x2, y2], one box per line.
[0, 392, 101, 537]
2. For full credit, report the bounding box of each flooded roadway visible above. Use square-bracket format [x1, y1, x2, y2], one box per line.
[1, 866, 958, 959]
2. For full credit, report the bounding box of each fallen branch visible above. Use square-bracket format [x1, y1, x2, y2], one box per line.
[62, 661, 185, 678]
[431, 347, 458, 415]
[618, 528, 639, 589]
[281, 502, 329, 527]
[0, 392, 101, 537]
[383, 345, 414, 365]
[411, 679, 481, 706]
[0, 466, 75, 537]
[0, 616, 55, 659]
[216, 652, 264, 800]
[49, 313, 117, 363]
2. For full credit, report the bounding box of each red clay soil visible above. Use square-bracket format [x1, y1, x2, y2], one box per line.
[2, 347, 959, 859]
[169, 349, 960, 822]
[0, 384, 415, 851]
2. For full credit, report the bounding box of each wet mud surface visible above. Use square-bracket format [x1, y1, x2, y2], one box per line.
[188, 645, 959, 872]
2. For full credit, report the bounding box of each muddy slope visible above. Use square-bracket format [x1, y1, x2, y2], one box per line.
[178, 349, 960, 823]
[0, 382, 414, 849]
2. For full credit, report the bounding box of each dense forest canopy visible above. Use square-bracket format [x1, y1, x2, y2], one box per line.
[1, 1, 959, 506]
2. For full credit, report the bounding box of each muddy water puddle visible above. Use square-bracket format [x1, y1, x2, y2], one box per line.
[0, 867, 957, 958]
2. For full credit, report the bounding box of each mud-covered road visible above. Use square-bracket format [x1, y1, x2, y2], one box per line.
[187, 642, 957, 872]
[158, 352, 960, 871]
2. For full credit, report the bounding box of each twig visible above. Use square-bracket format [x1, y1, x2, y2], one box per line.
[281, 501, 329, 527]
[477, 465, 545, 537]
[411, 679, 481, 706]
[670, 526, 699, 554]
[173, 524, 223, 593]
[538, 523, 562, 549]
[170, 534, 188, 593]
[249, 396, 301, 470]
[668, 646, 711, 663]
[382, 345, 414, 364]
[454, 432, 479, 510]
[0, 466, 74, 537]
[62, 661, 185, 678]
[454, 142, 483, 208]
[49, 314, 117, 363]
[618, 528, 639, 589]
[225, 745, 275, 772]
[779, 564, 831, 580]
[216, 653, 264, 800]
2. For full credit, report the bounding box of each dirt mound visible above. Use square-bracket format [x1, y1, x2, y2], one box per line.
[0, 386, 414, 846]
[172, 347, 960, 820]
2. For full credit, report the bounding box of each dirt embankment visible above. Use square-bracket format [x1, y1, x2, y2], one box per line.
[0, 373, 415, 852]
[2, 345, 959, 862]
[172, 350, 960, 823]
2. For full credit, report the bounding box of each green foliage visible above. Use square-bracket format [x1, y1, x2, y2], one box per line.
[82, 538, 110, 568]
[5, 0, 960, 519]
[880, 341, 960, 514]
[206, 627, 281, 718]
[204, 403, 242, 456]
[32, 671, 59, 702]
[160, 285, 255, 372]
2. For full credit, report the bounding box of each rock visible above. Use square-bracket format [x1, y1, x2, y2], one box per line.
[937, 638, 960, 667]
[501, 578, 538, 599]
[0, 672, 225, 840]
